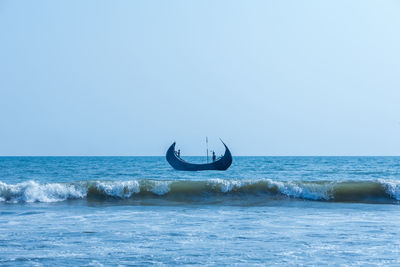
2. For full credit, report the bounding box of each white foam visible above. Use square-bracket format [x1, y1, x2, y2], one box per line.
[150, 181, 171, 195]
[379, 179, 400, 200]
[207, 178, 332, 200]
[0, 180, 143, 202]
[95, 181, 140, 198]
[209, 178, 245, 192]
[2, 178, 395, 203]
[266, 179, 333, 200]
[0, 180, 86, 203]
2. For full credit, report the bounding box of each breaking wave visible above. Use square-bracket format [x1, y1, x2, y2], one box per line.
[0, 179, 399, 204]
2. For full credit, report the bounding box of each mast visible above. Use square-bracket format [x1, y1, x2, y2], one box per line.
[206, 137, 209, 163]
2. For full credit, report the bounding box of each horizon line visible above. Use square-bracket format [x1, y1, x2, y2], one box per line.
[0, 155, 399, 157]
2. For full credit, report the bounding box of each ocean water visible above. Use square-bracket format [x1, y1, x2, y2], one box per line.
[1, 156, 400, 266]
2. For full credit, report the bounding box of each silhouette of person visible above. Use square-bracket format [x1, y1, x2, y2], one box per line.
[212, 151, 216, 162]
[177, 149, 181, 157]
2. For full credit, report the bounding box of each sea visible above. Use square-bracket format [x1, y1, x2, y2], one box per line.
[1, 156, 400, 266]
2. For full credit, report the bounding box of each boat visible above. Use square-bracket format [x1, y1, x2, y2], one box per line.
[166, 140, 232, 171]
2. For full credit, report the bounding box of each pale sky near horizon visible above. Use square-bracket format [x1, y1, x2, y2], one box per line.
[1, 0, 400, 156]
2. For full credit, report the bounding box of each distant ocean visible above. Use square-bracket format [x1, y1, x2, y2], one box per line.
[1, 156, 400, 265]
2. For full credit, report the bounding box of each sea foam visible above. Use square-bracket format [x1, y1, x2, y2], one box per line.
[378, 179, 400, 200]
[0, 179, 399, 204]
[0, 181, 85, 203]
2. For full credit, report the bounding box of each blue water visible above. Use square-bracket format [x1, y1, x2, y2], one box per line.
[1, 157, 400, 265]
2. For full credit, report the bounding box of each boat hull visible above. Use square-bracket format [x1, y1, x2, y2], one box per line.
[166, 141, 232, 171]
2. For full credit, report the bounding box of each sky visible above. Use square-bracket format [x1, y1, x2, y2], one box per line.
[1, 0, 400, 156]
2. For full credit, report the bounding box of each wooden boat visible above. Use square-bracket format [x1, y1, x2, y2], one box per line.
[166, 140, 232, 171]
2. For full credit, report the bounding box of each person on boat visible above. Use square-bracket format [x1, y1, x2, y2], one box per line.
[177, 149, 181, 158]
[212, 151, 216, 162]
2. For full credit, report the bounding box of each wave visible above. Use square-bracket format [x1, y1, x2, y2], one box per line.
[0, 179, 399, 204]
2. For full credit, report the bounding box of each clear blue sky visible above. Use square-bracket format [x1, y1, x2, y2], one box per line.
[1, 0, 399, 156]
